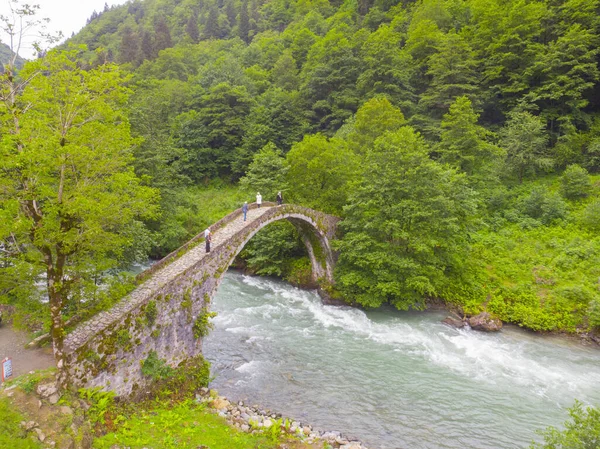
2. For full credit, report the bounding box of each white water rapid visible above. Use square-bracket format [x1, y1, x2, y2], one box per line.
[203, 271, 600, 449]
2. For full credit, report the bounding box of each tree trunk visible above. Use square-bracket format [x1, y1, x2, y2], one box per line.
[45, 250, 68, 390]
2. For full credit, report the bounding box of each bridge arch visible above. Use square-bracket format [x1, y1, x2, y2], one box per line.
[63, 204, 339, 397]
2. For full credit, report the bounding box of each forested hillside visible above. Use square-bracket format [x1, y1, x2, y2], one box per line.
[4, 0, 600, 335]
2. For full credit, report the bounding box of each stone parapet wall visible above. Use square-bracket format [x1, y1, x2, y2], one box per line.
[63, 204, 338, 397]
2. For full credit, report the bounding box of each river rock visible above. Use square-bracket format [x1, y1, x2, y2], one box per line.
[442, 316, 467, 328]
[34, 427, 46, 442]
[210, 397, 229, 410]
[468, 312, 502, 332]
[21, 420, 38, 431]
[341, 443, 363, 449]
[36, 382, 58, 399]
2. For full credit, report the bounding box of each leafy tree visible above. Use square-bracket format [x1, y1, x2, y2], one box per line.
[345, 97, 406, 155]
[286, 133, 358, 214]
[119, 24, 140, 64]
[204, 4, 220, 39]
[186, 10, 200, 43]
[357, 25, 415, 112]
[154, 16, 173, 54]
[272, 50, 300, 90]
[468, 0, 548, 115]
[236, 88, 308, 173]
[580, 200, 600, 233]
[0, 49, 159, 386]
[420, 31, 480, 116]
[175, 82, 254, 180]
[560, 164, 591, 200]
[530, 401, 600, 449]
[300, 26, 363, 132]
[524, 24, 599, 132]
[238, 0, 251, 42]
[239, 143, 288, 200]
[437, 96, 502, 180]
[334, 127, 477, 309]
[519, 188, 567, 225]
[500, 110, 552, 183]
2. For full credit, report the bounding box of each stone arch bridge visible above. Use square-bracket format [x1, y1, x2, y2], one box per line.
[63, 203, 339, 396]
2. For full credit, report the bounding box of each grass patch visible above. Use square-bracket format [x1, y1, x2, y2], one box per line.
[93, 400, 280, 449]
[0, 396, 42, 449]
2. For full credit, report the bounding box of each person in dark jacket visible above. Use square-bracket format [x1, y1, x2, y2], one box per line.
[242, 201, 249, 221]
[205, 228, 211, 253]
[276, 191, 283, 206]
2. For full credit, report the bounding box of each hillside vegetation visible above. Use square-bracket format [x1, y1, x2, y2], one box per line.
[2, 0, 600, 335]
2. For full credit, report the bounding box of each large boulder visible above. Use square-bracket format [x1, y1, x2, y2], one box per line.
[468, 312, 502, 332]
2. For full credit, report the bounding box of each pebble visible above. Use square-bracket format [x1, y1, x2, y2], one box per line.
[201, 388, 372, 449]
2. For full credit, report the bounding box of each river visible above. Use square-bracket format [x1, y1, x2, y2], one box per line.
[202, 271, 600, 449]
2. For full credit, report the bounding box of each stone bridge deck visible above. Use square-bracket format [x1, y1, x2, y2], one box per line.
[63, 203, 339, 396]
[64, 204, 272, 353]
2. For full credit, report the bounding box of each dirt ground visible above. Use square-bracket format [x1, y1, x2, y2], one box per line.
[0, 324, 55, 380]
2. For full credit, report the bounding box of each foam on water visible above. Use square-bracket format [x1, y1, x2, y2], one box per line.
[236, 273, 600, 399]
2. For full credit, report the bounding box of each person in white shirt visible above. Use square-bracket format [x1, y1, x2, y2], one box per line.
[256, 192, 262, 208]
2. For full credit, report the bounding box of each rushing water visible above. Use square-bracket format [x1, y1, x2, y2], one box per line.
[203, 271, 600, 449]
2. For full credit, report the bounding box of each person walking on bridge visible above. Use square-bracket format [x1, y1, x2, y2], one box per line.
[242, 201, 248, 221]
[205, 228, 211, 253]
[256, 192, 262, 208]
[276, 191, 283, 206]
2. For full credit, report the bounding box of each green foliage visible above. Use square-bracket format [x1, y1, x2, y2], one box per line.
[78, 388, 116, 426]
[239, 143, 288, 200]
[580, 200, 600, 232]
[140, 353, 211, 400]
[335, 127, 477, 309]
[500, 110, 553, 183]
[238, 221, 306, 277]
[148, 184, 248, 258]
[8, 0, 600, 339]
[519, 188, 567, 226]
[437, 96, 502, 180]
[561, 165, 591, 200]
[286, 133, 358, 214]
[193, 308, 218, 339]
[530, 401, 600, 449]
[144, 300, 158, 326]
[141, 351, 175, 381]
[93, 401, 280, 449]
[0, 397, 42, 449]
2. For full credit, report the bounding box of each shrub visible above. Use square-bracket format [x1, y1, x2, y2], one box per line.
[141, 351, 174, 380]
[580, 200, 600, 232]
[560, 164, 591, 199]
[520, 188, 567, 225]
[530, 400, 600, 449]
[193, 308, 217, 338]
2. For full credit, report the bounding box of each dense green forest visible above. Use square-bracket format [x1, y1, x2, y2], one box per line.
[2, 0, 600, 336]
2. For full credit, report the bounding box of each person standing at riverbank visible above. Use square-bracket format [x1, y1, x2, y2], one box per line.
[242, 201, 249, 221]
[205, 228, 211, 253]
[256, 192, 262, 208]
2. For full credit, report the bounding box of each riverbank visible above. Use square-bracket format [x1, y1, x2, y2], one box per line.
[0, 368, 374, 449]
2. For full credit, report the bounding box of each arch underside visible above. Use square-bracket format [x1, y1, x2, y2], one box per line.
[221, 213, 336, 287]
